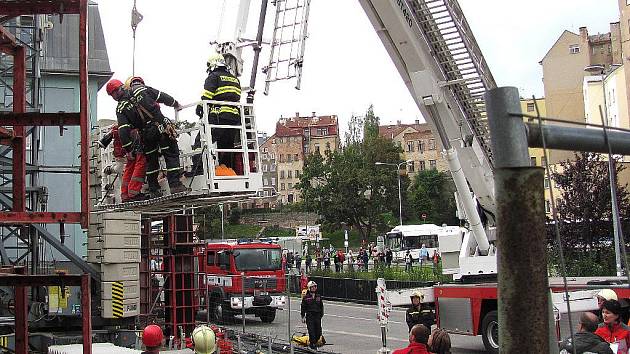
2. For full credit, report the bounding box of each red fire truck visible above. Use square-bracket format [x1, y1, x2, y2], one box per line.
[199, 240, 287, 323]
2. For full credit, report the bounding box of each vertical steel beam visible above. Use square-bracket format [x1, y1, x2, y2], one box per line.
[79, 0, 90, 228]
[12, 46, 26, 213]
[486, 87, 551, 353]
[81, 274, 92, 354]
[14, 267, 28, 354]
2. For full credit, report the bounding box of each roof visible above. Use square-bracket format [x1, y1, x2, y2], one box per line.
[378, 123, 426, 139]
[275, 124, 302, 137]
[589, 33, 611, 44]
[403, 130, 433, 140]
[41, 1, 112, 84]
[278, 115, 338, 128]
[539, 30, 579, 64]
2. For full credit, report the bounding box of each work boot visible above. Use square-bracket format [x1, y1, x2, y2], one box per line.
[127, 193, 148, 202]
[169, 181, 189, 194]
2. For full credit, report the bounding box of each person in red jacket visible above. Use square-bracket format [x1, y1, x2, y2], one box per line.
[393, 324, 431, 354]
[595, 299, 630, 353]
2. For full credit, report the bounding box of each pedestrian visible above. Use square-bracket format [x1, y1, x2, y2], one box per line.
[287, 252, 294, 273]
[193, 53, 242, 174]
[191, 325, 216, 354]
[316, 248, 322, 270]
[98, 124, 147, 202]
[295, 253, 302, 271]
[107, 78, 187, 198]
[386, 248, 393, 267]
[323, 250, 331, 270]
[281, 252, 287, 273]
[432, 250, 441, 276]
[405, 250, 413, 272]
[406, 292, 435, 331]
[428, 328, 452, 354]
[301, 281, 324, 350]
[392, 324, 431, 354]
[333, 251, 340, 272]
[595, 299, 630, 353]
[559, 312, 613, 354]
[338, 249, 345, 271]
[362, 249, 369, 271]
[141, 324, 163, 353]
[420, 244, 429, 267]
[348, 249, 355, 271]
[595, 289, 620, 322]
[305, 253, 312, 273]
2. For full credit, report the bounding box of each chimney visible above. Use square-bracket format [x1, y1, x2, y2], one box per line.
[295, 112, 300, 118]
[415, 119, 420, 124]
[396, 120, 401, 125]
[579, 26, 588, 42]
[312, 111, 316, 117]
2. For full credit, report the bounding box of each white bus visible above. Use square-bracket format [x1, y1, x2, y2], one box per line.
[386, 224, 462, 263]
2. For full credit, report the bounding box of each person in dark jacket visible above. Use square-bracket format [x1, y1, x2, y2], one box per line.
[559, 312, 613, 354]
[194, 53, 242, 172]
[392, 324, 431, 354]
[107, 78, 186, 198]
[301, 280, 324, 349]
[406, 292, 435, 331]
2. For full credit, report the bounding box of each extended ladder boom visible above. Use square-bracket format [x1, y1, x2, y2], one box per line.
[359, 0, 497, 251]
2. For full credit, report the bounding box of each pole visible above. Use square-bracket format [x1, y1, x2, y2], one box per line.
[287, 273, 291, 343]
[397, 169, 403, 226]
[247, 0, 269, 103]
[220, 204, 225, 240]
[486, 87, 552, 353]
[241, 272, 246, 333]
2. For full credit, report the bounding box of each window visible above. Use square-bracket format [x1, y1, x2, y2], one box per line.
[263, 147, 268, 153]
[407, 141, 415, 152]
[288, 183, 293, 189]
[295, 170, 300, 177]
[280, 170, 285, 179]
[218, 251, 230, 269]
[609, 45, 612, 53]
[545, 200, 551, 213]
[428, 139, 436, 150]
[527, 103, 535, 112]
[279, 154, 285, 163]
[281, 183, 286, 191]
[270, 164, 276, 171]
[272, 139, 276, 144]
[263, 178, 268, 186]
[279, 137, 284, 143]
[315, 144, 320, 153]
[418, 140, 425, 153]
[541, 157, 546, 167]
[262, 164, 268, 172]
[593, 46, 599, 55]
[288, 170, 293, 179]
[271, 177, 276, 186]
[295, 153, 299, 161]
[419, 160, 426, 171]
[287, 154, 293, 162]
[408, 161, 415, 172]
[544, 178, 549, 189]
[317, 127, 328, 136]
[207, 251, 216, 266]
[530, 156, 537, 166]
[264, 190, 269, 197]
[429, 160, 436, 170]
[304, 128, 310, 136]
[569, 44, 580, 54]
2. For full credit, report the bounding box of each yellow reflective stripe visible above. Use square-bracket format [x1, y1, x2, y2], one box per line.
[166, 167, 181, 171]
[145, 148, 158, 154]
[122, 141, 132, 147]
[118, 124, 131, 129]
[218, 106, 239, 115]
[132, 87, 147, 97]
[202, 90, 215, 99]
[131, 177, 145, 182]
[220, 75, 239, 83]
[146, 169, 159, 175]
[215, 86, 241, 95]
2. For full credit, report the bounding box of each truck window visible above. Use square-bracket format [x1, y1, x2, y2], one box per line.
[218, 251, 230, 269]
[207, 251, 216, 266]
[234, 248, 282, 271]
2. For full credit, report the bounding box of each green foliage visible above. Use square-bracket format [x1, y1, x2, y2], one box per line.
[310, 264, 451, 282]
[228, 208, 242, 225]
[548, 152, 630, 276]
[298, 106, 403, 241]
[262, 225, 295, 237]
[195, 206, 222, 240]
[408, 169, 459, 225]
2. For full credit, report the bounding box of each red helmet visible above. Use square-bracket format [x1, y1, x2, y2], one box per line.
[106, 79, 124, 96]
[142, 324, 163, 348]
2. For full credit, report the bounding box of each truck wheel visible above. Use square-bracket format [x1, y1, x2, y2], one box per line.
[481, 310, 499, 354]
[259, 307, 276, 323]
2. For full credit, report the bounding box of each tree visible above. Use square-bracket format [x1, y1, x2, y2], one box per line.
[408, 169, 458, 225]
[298, 106, 402, 241]
[195, 205, 222, 240]
[548, 152, 630, 276]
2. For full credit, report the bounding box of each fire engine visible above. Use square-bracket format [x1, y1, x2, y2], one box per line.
[199, 240, 287, 323]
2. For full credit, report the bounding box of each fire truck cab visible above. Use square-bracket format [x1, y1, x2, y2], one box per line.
[200, 240, 286, 323]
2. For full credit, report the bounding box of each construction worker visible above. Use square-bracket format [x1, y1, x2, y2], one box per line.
[406, 291, 435, 331]
[191, 325, 216, 354]
[301, 280, 324, 349]
[141, 324, 163, 353]
[98, 124, 146, 202]
[106, 78, 187, 198]
[194, 53, 242, 173]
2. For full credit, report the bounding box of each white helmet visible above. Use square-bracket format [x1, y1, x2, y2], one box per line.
[307, 281, 317, 288]
[191, 325, 216, 354]
[207, 53, 226, 71]
[597, 289, 618, 301]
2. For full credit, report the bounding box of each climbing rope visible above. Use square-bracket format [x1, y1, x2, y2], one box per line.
[130, 0, 144, 76]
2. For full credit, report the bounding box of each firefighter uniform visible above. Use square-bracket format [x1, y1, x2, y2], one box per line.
[99, 125, 146, 202]
[118, 82, 186, 195]
[300, 283, 324, 349]
[405, 303, 435, 331]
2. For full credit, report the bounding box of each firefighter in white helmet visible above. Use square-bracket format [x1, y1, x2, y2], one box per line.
[406, 291, 435, 332]
[301, 280, 324, 349]
[191, 325, 216, 354]
[595, 289, 621, 322]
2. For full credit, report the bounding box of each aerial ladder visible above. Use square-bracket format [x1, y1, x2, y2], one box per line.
[358, 0, 497, 279]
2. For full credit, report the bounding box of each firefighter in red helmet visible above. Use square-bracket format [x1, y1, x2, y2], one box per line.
[141, 324, 163, 353]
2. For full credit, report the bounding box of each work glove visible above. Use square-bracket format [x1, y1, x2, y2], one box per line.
[195, 104, 203, 118]
[165, 123, 178, 141]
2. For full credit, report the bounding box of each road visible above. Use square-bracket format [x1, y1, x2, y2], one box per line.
[223, 298, 488, 354]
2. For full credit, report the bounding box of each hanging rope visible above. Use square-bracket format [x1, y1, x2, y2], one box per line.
[130, 0, 144, 76]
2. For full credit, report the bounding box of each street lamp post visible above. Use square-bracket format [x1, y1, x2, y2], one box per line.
[375, 160, 413, 226]
[585, 65, 624, 276]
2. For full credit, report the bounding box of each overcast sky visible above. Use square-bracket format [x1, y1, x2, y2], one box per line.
[95, 0, 620, 136]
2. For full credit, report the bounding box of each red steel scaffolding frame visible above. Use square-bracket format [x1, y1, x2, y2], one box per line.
[0, 0, 90, 227]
